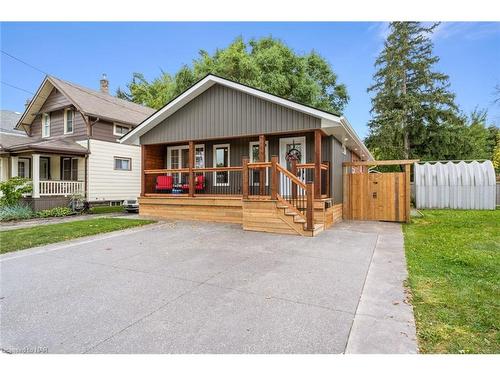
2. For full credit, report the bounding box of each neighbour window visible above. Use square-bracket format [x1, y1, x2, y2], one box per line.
[113, 124, 130, 136]
[64, 109, 74, 134]
[114, 157, 131, 171]
[61, 157, 78, 181]
[40, 157, 50, 180]
[213, 144, 230, 186]
[42, 113, 50, 138]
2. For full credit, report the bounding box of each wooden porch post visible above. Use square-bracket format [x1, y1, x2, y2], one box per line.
[259, 134, 265, 196]
[188, 141, 195, 197]
[306, 182, 314, 231]
[270, 155, 278, 200]
[314, 129, 322, 199]
[140, 145, 145, 196]
[242, 157, 249, 199]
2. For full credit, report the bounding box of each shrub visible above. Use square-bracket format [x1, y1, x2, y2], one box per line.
[0, 203, 35, 221]
[36, 207, 73, 218]
[0, 177, 33, 206]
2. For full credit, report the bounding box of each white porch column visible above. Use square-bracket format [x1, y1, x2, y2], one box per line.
[32, 154, 40, 198]
[10, 156, 18, 177]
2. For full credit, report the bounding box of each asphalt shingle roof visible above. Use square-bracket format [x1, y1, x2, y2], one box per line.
[49, 76, 155, 125]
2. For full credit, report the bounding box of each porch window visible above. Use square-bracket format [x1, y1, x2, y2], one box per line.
[167, 144, 205, 184]
[40, 157, 51, 180]
[18, 158, 30, 178]
[113, 123, 130, 136]
[213, 144, 230, 186]
[64, 109, 74, 134]
[114, 157, 131, 171]
[61, 157, 78, 181]
[42, 113, 50, 138]
[249, 141, 269, 185]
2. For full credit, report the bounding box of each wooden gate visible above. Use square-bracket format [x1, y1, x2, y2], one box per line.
[343, 160, 417, 223]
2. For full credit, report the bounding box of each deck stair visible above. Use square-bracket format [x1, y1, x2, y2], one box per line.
[275, 197, 324, 237]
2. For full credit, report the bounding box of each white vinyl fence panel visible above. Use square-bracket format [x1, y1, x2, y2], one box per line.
[415, 160, 496, 210]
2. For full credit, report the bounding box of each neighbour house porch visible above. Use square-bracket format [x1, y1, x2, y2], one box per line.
[5, 152, 87, 210]
[140, 130, 340, 236]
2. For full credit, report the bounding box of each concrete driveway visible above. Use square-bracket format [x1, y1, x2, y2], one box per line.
[0, 220, 416, 354]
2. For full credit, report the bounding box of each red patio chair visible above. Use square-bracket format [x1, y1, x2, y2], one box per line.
[155, 175, 173, 192]
[181, 175, 206, 193]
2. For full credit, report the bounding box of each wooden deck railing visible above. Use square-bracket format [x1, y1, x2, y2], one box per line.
[39, 180, 84, 196]
[143, 166, 243, 196]
[243, 156, 314, 230]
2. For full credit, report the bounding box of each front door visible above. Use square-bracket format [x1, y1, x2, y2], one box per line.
[279, 136, 306, 196]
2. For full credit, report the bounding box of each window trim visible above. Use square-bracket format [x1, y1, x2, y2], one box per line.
[41, 113, 50, 138]
[114, 156, 132, 171]
[166, 144, 205, 169]
[40, 156, 51, 180]
[113, 123, 131, 136]
[64, 108, 74, 134]
[213, 143, 230, 187]
[249, 141, 269, 186]
[60, 157, 78, 181]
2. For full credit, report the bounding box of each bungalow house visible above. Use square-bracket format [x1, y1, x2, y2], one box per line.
[0, 75, 155, 210]
[121, 74, 373, 236]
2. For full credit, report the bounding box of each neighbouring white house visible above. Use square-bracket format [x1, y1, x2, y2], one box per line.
[0, 75, 154, 210]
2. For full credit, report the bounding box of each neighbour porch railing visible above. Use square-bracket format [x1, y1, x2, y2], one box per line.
[39, 180, 84, 196]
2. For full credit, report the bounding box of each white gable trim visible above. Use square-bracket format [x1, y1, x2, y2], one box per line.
[119, 74, 373, 160]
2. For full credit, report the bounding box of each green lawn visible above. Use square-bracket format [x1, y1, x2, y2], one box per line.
[403, 210, 499, 353]
[0, 218, 155, 254]
[89, 205, 124, 214]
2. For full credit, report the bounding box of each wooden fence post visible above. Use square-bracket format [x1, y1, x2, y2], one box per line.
[242, 157, 249, 199]
[270, 155, 278, 200]
[306, 182, 314, 231]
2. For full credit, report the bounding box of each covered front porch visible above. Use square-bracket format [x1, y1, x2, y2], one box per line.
[2, 151, 86, 211]
[140, 130, 339, 236]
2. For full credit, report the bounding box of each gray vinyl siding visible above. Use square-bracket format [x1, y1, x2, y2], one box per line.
[332, 137, 351, 204]
[140, 84, 321, 145]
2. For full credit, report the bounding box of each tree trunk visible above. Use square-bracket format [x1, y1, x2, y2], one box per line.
[402, 67, 410, 159]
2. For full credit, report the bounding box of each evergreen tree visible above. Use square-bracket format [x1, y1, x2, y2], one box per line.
[366, 22, 464, 160]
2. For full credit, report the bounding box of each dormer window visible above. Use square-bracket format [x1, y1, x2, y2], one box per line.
[64, 109, 74, 134]
[113, 123, 130, 136]
[42, 113, 50, 138]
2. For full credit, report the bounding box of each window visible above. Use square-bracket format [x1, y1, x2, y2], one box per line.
[167, 145, 205, 184]
[113, 124, 130, 136]
[18, 159, 30, 178]
[249, 141, 269, 186]
[42, 113, 50, 138]
[40, 157, 50, 180]
[114, 157, 131, 171]
[213, 144, 230, 186]
[61, 157, 78, 181]
[64, 109, 74, 134]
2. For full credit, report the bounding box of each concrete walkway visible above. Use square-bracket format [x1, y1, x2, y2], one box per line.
[344, 221, 418, 353]
[0, 220, 416, 354]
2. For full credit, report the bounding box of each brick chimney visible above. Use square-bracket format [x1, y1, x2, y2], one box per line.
[100, 73, 109, 94]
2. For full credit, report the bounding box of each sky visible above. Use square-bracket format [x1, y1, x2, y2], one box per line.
[1, 22, 499, 138]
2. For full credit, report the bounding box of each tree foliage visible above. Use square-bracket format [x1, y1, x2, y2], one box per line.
[117, 37, 349, 114]
[366, 22, 475, 161]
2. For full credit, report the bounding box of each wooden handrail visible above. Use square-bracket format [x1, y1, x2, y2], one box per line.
[247, 162, 272, 169]
[144, 166, 242, 174]
[276, 163, 307, 190]
[297, 163, 329, 170]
